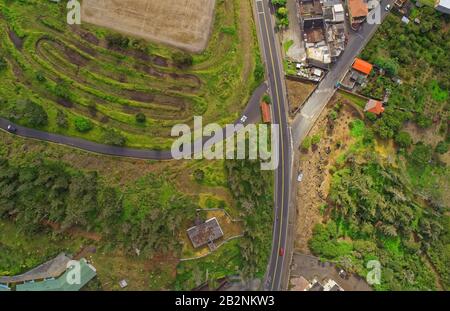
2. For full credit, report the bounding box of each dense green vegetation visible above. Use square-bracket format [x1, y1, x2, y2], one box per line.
[175, 158, 273, 289]
[0, 131, 274, 289]
[0, 220, 83, 276]
[360, 9, 449, 140]
[309, 10, 450, 288]
[309, 118, 449, 290]
[0, 156, 197, 258]
[225, 159, 274, 278]
[0, 0, 262, 149]
[271, 0, 289, 29]
[309, 9, 450, 287]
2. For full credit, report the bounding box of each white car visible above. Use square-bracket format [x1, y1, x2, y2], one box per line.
[297, 172, 304, 182]
[240, 115, 248, 123]
[385, 4, 391, 11]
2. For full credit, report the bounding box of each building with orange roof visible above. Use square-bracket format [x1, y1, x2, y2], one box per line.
[260, 102, 272, 123]
[352, 58, 373, 76]
[364, 99, 385, 115]
[347, 0, 368, 28]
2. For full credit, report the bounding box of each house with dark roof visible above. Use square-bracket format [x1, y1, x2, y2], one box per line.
[187, 217, 224, 249]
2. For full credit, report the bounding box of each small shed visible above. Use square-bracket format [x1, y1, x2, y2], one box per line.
[260, 102, 272, 124]
[364, 99, 385, 115]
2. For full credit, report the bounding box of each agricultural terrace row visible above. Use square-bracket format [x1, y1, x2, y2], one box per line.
[0, 0, 263, 149]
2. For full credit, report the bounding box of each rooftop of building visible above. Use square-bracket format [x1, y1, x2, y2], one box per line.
[0, 253, 72, 285]
[187, 217, 224, 249]
[348, 0, 369, 17]
[15, 259, 96, 291]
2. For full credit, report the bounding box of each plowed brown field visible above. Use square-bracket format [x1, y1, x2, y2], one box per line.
[81, 0, 216, 52]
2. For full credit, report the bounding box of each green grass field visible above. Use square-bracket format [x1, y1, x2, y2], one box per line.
[0, 0, 261, 149]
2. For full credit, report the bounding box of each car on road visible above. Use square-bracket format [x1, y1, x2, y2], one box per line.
[385, 4, 391, 11]
[279, 247, 285, 257]
[6, 125, 17, 133]
[297, 172, 304, 182]
[240, 115, 248, 123]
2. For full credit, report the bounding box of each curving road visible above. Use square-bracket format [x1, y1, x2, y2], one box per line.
[254, 0, 293, 291]
[256, 0, 395, 291]
[0, 83, 267, 160]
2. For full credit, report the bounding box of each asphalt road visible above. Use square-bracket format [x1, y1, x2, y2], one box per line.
[259, 0, 395, 291]
[292, 0, 395, 147]
[254, 0, 293, 291]
[0, 83, 267, 160]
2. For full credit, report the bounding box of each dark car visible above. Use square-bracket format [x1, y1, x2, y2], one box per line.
[7, 125, 17, 133]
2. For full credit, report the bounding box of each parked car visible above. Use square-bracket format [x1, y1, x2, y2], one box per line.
[240, 115, 248, 123]
[385, 4, 391, 11]
[297, 172, 304, 182]
[7, 125, 17, 133]
[279, 247, 285, 257]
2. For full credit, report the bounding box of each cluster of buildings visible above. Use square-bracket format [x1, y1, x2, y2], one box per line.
[340, 58, 385, 115]
[0, 253, 96, 291]
[299, 0, 348, 65]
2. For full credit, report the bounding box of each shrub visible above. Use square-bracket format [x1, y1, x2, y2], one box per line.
[135, 113, 146, 124]
[435, 141, 449, 155]
[301, 137, 312, 151]
[395, 131, 412, 148]
[311, 134, 321, 146]
[254, 62, 265, 82]
[56, 110, 69, 129]
[54, 80, 71, 100]
[410, 142, 433, 168]
[74, 117, 93, 133]
[0, 56, 8, 71]
[172, 52, 193, 68]
[10, 99, 48, 127]
[365, 112, 377, 122]
[193, 169, 205, 183]
[329, 110, 338, 121]
[36, 71, 46, 82]
[106, 33, 130, 49]
[102, 128, 126, 146]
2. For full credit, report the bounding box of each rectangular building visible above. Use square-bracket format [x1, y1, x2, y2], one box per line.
[187, 217, 224, 249]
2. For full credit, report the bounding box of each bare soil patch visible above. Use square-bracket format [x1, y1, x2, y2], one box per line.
[8, 29, 23, 50]
[286, 79, 316, 114]
[295, 96, 360, 253]
[81, 0, 216, 53]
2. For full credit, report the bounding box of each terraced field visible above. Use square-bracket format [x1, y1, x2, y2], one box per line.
[0, 0, 262, 149]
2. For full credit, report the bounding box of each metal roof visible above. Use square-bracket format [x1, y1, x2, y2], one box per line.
[15, 259, 96, 291]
